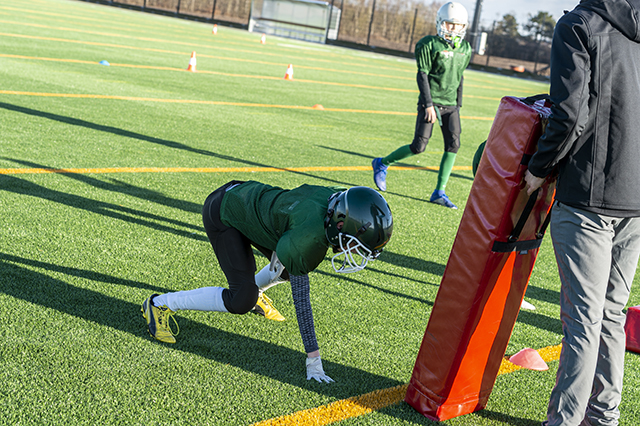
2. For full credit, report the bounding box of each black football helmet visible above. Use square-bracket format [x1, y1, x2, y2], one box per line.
[324, 186, 393, 273]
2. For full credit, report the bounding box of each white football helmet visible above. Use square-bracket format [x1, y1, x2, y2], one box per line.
[436, 2, 468, 45]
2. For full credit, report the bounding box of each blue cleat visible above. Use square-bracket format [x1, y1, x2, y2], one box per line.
[372, 157, 388, 191]
[430, 190, 458, 209]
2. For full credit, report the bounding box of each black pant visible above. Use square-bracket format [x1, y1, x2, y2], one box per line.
[202, 181, 287, 314]
[410, 104, 461, 155]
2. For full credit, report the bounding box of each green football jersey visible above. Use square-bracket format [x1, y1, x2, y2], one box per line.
[220, 181, 340, 276]
[415, 35, 472, 106]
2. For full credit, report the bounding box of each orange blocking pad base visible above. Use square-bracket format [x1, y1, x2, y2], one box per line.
[625, 306, 640, 353]
[405, 96, 555, 421]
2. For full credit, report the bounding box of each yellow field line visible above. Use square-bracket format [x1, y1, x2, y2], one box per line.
[0, 165, 472, 175]
[0, 22, 415, 81]
[0, 8, 415, 73]
[250, 344, 562, 426]
[0, 89, 494, 120]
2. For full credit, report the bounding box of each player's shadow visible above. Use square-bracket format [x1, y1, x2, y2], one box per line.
[315, 269, 435, 306]
[0, 173, 206, 240]
[377, 250, 445, 276]
[0, 102, 357, 188]
[0, 256, 403, 401]
[3, 157, 203, 215]
[0, 252, 172, 294]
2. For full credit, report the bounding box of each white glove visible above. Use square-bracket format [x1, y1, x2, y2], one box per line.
[306, 356, 334, 383]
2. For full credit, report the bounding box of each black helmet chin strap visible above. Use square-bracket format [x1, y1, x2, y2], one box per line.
[324, 191, 343, 230]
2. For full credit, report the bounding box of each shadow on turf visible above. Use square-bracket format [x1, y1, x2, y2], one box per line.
[378, 250, 445, 276]
[315, 269, 435, 306]
[377, 402, 544, 426]
[0, 257, 403, 401]
[0, 103, 360, 189]
[4, 157, 203, 215]
[0, 252, 172, 294]
[476, 409, 544, 426]
[0, 173, 206, 241]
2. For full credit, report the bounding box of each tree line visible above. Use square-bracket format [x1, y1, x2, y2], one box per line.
[483, 11, 556, 71]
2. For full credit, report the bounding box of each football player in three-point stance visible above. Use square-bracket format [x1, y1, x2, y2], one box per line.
[142, 181, 393, 383]
[372, 1, 472, 209]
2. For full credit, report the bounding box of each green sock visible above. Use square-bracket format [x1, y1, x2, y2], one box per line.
[382, 145, 414, 166]
[436, 152, 457, 191]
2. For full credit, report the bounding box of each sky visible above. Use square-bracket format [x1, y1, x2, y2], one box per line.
[453, 0, 581, 30]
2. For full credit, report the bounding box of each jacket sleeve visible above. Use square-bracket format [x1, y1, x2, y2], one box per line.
[527, 14, 592, 178]
[456, 76, 464, 108]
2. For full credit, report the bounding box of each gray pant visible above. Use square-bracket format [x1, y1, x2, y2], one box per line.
[545, 202, 640, 426]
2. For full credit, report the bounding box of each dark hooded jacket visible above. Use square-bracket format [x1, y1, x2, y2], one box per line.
[528, 0, 640, 215]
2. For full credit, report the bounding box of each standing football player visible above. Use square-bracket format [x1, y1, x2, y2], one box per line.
[372, 1, 472, 209]
[141, 181, 393, 383]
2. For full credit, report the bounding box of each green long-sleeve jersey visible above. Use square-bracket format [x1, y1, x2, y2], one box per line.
[415, 35, 472, 106]
[220, 181, 340, 276]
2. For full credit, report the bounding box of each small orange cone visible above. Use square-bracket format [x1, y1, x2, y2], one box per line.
[284, 64, 293, 80]
[212, 24, 217, 35]
[509, 348, 549, 371]
[312, 104, 324, 110]
[260, 33, 266, 44]
[187, 51, 197, 72]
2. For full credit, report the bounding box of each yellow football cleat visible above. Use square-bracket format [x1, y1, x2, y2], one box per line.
[141, 294, 179, 343]
[252, 293, 285, 321]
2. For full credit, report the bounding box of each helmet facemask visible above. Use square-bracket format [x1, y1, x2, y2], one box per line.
[330, 228, 379, 273]
[437, 20, 467, 47]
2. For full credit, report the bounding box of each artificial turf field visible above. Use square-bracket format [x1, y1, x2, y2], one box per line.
[1, 0, 640, 424]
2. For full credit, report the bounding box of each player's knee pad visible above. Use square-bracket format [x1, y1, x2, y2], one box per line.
[225, 285, 259, 314]
[410, 137, 429, 154]
[445, 138, 460, 154]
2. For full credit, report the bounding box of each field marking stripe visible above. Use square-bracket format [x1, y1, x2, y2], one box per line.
[0, 89, 494, 120]
[0, 165, 472, 175]
[0, 17, 414, 81]
[0, 27, 415, 84]
[249, 344, 562, 426]
[2, 48, 505, 96]
[0, 12, 416, 74]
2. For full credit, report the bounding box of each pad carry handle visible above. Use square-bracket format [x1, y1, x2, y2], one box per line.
[492, 188, 553, 253]
[520, 94, 551, 106]
[508, 188, 540, 243]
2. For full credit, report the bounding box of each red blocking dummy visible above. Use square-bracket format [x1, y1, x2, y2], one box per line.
[405, 96, 556, 421]
[625, 306, 640, 353]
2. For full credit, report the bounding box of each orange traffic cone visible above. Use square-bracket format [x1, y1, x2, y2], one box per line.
[284, 64, 293, 80]
[187, 51, 197, 72]
[212, 24, 217, 35]
[260, 33, 266, 44]
[509, 348, 549, 371]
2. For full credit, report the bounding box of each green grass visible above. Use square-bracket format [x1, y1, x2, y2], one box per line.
[1, 0, 639, 425]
